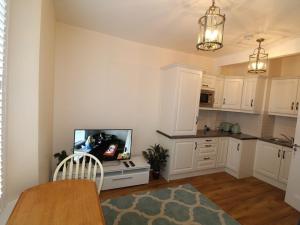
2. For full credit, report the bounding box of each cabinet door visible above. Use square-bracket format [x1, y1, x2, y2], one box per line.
[254, 141, 282, 179]
[174, 69, 202, 135]
[172, 141, 196, 174]
[226, 138, 241, 172]
[269, 79, 298, 115]
[216, 137, 228, 167]
[295, 82, 300, 113]
[278, 148, 292, 184]
[202, 75, 215, 90]
[222, 78, 243, 109]
[241, 78, 257, 111]
[213, 77, 224, 108]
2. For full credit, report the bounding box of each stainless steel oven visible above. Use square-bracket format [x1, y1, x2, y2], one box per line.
[200, 90, 215, 107]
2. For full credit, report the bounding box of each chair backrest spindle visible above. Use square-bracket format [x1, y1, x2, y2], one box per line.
[53, 153, 104, 193]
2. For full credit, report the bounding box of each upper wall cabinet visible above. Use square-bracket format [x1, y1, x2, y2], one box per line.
[241, 77, 266, 113]
[159, 65, 202, 136]
[222, 78, 244, 110]
[214, 77, 225, 108]
[268, 79, 300, 117]
[202, 75, 215, 90]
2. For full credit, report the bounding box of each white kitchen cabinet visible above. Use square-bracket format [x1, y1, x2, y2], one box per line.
[241, 77, 266, 113]
[226, 138, 241, 172]
[268, 79, 299, 116]
[202, 74, 215, 90]
[222, 78, 244, 110]
[213, 77, 224, 108]
[254, 140, 293, 189]
[254, 141, 282, 179]
[225, 138, 256, 179]
[216, 137, 228, 167]
[278, 147, 292, 184]
[159, 65, 202, 136]
[172, 141, 196, 174]
[194, 138, 218, 170]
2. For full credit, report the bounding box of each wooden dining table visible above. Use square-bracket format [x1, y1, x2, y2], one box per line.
[7, 180, 106, 225]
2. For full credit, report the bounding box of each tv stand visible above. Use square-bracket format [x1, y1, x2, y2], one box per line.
[102, 160, 121, 167]
[100, 156, 150, 190]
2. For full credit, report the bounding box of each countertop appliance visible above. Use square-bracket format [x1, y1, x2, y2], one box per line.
[200, 89, 214, 107]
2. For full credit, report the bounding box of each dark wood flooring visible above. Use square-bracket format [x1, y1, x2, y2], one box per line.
[101, 172, 300, 225]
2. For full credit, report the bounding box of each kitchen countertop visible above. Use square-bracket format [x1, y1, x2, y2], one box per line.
[156, 130, 258, 140]
[258, 137, 293, 148]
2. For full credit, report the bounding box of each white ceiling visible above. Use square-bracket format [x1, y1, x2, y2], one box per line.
[54, 0, 300, 57]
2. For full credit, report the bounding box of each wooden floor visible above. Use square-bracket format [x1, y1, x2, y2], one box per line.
[101, 172, 300, 225]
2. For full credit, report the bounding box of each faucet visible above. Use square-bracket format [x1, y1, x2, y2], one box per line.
[280, 134, 294, 144]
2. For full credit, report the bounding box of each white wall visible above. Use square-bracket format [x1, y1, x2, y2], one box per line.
[6, 0, 42, 202]
[38, 0, 56, 184]
[53, 23, 215, 159]
[5, 0, 55, 203]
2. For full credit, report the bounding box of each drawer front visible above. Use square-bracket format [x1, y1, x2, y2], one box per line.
[198, 152, 216, 161]
[102, 172, 149, 190]
[198, 143, 217, 153]
[198, 138, 218, 144]
[195, 159, 216, 170]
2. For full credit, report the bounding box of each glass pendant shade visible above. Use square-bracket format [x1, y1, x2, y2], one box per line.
[196, 0, 225, 51]
[248, 38, 268, 73]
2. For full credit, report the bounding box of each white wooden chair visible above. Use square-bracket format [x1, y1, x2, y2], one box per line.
[53, 153, 104, 194]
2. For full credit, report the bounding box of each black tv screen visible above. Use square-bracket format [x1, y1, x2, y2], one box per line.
[73, 129, 132, 161]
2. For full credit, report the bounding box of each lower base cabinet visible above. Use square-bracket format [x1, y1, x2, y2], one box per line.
[225, 138, 256, 179]
[158, 135, 256, 181]
[254, 140, 292, 189]
[172, 141, 196, 174]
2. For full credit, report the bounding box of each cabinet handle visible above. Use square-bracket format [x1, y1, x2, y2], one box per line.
[296, 102, 299, 111]
[194, 142, 198, 150]
[278, 149, 281, 158]
[223, 98, 226, 104]
[202, 84, 209, 87]
[237, 143, 240, 151]
[203, 157, 210, 160]
[205, 144, 212, 147]
[251, 99, 254, 107]
[283, 151, 285, 159]
[291, 102, 295, 110]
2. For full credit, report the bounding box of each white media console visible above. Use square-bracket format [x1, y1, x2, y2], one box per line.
[98, 156, 150, 190]
[55, 156, 150, 190]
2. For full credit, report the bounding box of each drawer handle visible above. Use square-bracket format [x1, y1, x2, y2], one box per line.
[203, 157, 210, 160]
[205, 144, 212, 147]
[112, 177, 133, 181]
[205, 139, 212, 142]
[203, 84, 209, 87]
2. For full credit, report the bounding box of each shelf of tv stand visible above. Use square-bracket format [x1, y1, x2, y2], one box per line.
[100, 156, 150, 190]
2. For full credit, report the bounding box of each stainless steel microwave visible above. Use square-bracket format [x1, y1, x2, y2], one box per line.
[200, 90, 215, 107]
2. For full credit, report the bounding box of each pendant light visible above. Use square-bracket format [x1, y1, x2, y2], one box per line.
[196, 0, 225, 51]
[248, 38, 268, 73]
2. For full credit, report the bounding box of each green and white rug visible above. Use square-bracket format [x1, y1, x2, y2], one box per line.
[101, 184, 240, 225]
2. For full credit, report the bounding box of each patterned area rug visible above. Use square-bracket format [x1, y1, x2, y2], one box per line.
[101, 184, 240, 225]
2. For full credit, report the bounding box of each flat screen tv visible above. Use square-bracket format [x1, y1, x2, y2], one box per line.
[73, 129, 132, 161]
